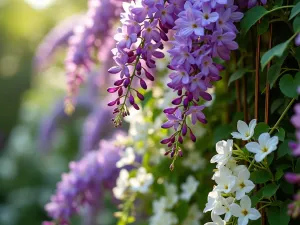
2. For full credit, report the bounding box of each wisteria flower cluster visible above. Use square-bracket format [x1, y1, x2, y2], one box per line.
[285, 104, 300, 218]
[43, 134, 124, 225]
[160, 0, 244, 165]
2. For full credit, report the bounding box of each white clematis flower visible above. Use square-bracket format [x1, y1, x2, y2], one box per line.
[211, 140, 233, 168]
[204, 190, 222, 213]
[129, 167, 153, 193]
[212, 166, 233, 180]
[204, 212, 226, 225]
[245, 133, 279, 162]
[231, 119, 257, 140]
[214, 197, 234, 222]
[230, 195, 261, 225]
[233, 166, 255, 200]
[152, 197, 168, 214]
[214, 174, 236, 194]
[180, 175, 200, 201]
[116, 147, 135, 168]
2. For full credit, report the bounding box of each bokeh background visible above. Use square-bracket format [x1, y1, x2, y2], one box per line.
[0, 1, 118, 224]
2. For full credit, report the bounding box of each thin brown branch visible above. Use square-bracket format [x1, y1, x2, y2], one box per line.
[265, 24, 273, 124]
[255, 35, 261, 120]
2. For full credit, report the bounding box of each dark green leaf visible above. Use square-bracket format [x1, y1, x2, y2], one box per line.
[271, 98, 284, 114]
[289, 2, 300, 20]
[278, 140, 291, 159]
[279, 73, 300, 98]
[275, 0, 283, 6]
[267, 153, 274, 165]
[268, 64, 281, 88]
[254, 122, 270, 139]
[241, 6, 268, 34]
[257, 17, 269, 35]
[228, 69, 249, 86]
[293, 15, 300, 32]
[262, 184, 279, 198]
[251, 170, 272, 184]
[275, 128, 285, 141]
[275, 169, 284, 180]
[261, 40, 291, 70]
[141, 90, 153, 108]
[214, 125, 232, 143]
[280, 180, 294, 194]
[251, 196, 260, 206]
[267, 206, 290, 225]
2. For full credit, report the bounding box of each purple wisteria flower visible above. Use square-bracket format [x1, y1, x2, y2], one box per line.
[160, 0, 243, 161]
[285, 102, 300, 218]
[248, 0, 267, 8]
[43, 133, 125, 225]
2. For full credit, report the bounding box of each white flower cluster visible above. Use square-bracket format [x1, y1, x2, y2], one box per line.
[113, 167, 154, 200]
[232, 119, 279, 163]
[150, 176, 201, 225]
[204, 139, 260, 225]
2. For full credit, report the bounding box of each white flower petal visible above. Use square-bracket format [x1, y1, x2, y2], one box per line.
[254, 152, 266, 162]
[245, 142, 261, 154]
[258, 133, 270, 145]
[238, 216, 249, 225]
[237, 120, 249, 135]
[230, 203, 242, 217]
[231, 132, 244, 139]
[249, 208, 261, 220]
[240, 195, 251, 209]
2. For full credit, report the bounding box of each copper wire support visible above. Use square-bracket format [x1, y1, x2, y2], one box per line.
[255, 35, 261, 120]
[265, 25, 273, 124]
[235, 80, 241, 112]
[242, 76, 248, 123]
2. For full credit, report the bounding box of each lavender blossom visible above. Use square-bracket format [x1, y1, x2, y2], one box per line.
[34, 15, 84, 72]
[285, 103, 300, 218]
[38, 96, 93, 152]
[160, 0, 243, 160]
[65, 0, 122, 113]
[43, 133, 125, 225]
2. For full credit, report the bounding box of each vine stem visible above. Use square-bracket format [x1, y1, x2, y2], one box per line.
[265, 24, 273, 124]
[269, 98, 296, 135]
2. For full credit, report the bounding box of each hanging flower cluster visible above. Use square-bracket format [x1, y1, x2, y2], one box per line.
[65, 0, 121, 113]
[204, 119, 280, 225]
[43, 134, 124, 225]
[107, 0, 176, 126]
[285, 103, 300, 218]
[160, 0, 243, 164]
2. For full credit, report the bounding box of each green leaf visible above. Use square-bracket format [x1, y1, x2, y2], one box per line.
[271, 98, 284, 114]
[277, 140, 291, 159]
[279, 73, 300, 98]
[267, 206, 290, 225]
[275, 0, 283, 6]
[262, 184, 279, 198]
[214, 125, 232, 143]
[257, 17, 269, 35]
[261, 40, 291, 70]
[251, 170, 272, 184]
[228, 69, 249, 86]
[241, 6, 268, 34]
[280, 179, 294, 194]
[289, 2, 300, 20]
[268, 64, 281, 88]
[254, 122, 270, 139]
[293, 15, 300, 32]
[275, 128, 285, 141]
[275, 169, 284, 180]
[250, 196, 260, 206]
[267, 153, 274, 165]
